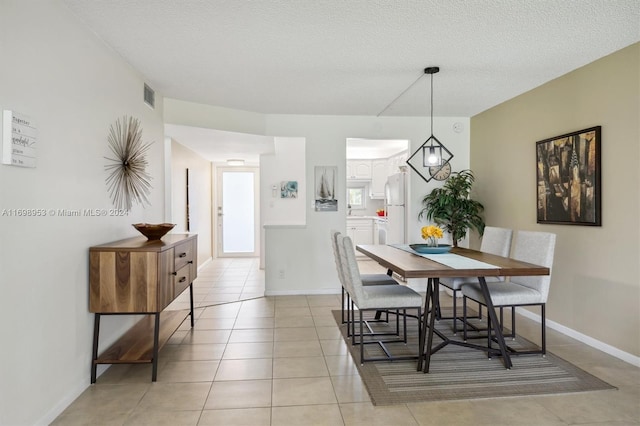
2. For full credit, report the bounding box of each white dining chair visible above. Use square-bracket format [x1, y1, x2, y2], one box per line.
[461, 230, 556, 356]
[439, 226, 513, 333]
[330, 230, 398, 326]
[337, 234, 423, 364]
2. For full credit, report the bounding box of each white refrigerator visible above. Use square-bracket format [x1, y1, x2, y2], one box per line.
[384, 172, 407, 245]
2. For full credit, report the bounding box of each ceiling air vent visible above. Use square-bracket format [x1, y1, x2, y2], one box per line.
[143, 83, 155, 109]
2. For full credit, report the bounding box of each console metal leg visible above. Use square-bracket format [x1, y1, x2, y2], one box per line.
[151, 312, 161, 381]
[189, 283, 195, 328]
[90, 313, 100, 384]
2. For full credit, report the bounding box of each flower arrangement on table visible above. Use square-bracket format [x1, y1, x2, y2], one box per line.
[421, 225, 443, 247]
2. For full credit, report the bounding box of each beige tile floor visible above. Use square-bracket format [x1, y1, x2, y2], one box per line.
[53, 259, 640, 425]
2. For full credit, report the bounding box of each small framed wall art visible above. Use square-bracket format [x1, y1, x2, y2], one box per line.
[536, 126, 601, 226]
[2, 110, 37, 168]
[280, 181, 298, 198]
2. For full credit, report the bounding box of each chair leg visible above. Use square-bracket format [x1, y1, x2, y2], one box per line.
[403, 309, 407, 343]
[359, 310, 364, 364]
[417, 306, 423, 360]
[346, 294, 352, 337]
[351, 300, 356, 345]
[487, 310, 492, 357]
[462, 296, 468, 341]
[452, 288, 458, 334]
[541, 304, 546, 356]
[341, 287, 346, 324]
[443, 287, 481, 335]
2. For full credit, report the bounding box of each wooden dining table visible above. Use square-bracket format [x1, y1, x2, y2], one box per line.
[355, 244, 550, 373]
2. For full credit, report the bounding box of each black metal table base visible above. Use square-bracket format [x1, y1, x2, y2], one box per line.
[418, 277, 513, 373]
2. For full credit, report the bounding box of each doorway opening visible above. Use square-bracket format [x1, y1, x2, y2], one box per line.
[216, 167, 260, 257]
[345, 138, 409, 248]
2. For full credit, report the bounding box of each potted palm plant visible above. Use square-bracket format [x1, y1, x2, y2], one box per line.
[418, 169, 485, 247]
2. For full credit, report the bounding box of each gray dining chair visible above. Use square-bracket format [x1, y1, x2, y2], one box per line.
[330, 230, 398, 326]
[461, 230, 556, 356]
[337, 234, 423, 364]
[438, 226, 513, 333]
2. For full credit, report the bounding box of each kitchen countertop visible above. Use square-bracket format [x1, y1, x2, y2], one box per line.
[347, 215, 387, 221]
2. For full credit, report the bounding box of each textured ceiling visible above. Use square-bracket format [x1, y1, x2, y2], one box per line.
[63, 0, 639, 118]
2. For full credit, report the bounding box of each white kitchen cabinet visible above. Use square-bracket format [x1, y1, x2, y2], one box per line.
[387, 151, 408, 175]
[346, 218, 373, 256]
[370, 159, 388, 199]
[346, 160, 372, 180]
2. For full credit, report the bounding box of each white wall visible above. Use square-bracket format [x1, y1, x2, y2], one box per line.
[263, 114, 471, 294]
[260, 137, 307, 268]
[0, 2, 165, 424]
[170, 140, 213, 265]
[260, 137, 307, 226]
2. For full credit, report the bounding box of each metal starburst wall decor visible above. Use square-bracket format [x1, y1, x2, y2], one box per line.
[104, 116, 153, 211]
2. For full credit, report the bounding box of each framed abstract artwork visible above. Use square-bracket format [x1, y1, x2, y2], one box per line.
[280, 181, 298, 198]
[536, 126, 601, 226]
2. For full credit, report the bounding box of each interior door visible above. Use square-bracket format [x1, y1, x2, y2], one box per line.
[216, 167, 259, 257]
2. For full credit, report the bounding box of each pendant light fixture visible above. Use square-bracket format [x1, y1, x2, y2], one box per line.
[406, 67, 454, 183]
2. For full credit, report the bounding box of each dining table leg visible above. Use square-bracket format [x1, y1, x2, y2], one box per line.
[421, 278, 439, 373]
[417, 277, 433, 371]
[476, 276, 512, 369]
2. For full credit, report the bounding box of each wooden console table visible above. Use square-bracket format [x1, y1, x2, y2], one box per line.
[89, 234, 198, 382]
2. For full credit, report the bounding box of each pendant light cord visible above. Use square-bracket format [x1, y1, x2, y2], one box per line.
[376, 71, 426, 117]
[429, 71, 434, 136]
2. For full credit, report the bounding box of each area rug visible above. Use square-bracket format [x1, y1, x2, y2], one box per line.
[333, 309, 615, 405]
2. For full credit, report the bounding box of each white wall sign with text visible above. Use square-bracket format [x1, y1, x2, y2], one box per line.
[2, 110, 37, 168]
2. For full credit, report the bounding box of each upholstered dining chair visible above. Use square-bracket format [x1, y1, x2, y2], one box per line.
[337, 234, 423, 364]
[330, 230, 398, 325]
[439, 226, 513, 333]
[461, 230, 556, 356]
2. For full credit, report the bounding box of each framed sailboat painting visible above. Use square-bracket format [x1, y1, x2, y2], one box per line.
[315, 166, 338, 212]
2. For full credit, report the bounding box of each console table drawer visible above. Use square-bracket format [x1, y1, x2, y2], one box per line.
[174, 264, 191, 297]
[174, 240, 194, 270]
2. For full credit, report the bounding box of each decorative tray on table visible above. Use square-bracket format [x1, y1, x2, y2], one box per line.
[409, 244, 452, 254]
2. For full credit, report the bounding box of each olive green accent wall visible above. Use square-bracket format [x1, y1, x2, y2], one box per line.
[471, 43, 639, 358]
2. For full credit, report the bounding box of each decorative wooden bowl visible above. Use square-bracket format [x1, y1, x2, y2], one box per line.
[132, 223, 176, 240]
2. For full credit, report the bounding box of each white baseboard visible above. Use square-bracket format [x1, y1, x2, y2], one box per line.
[197, 257, 212, 272]
[37, 377, 88, 425]
[516, 307, 640, 367]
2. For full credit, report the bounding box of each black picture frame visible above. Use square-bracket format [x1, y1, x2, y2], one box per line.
[536, 126, 601, 226]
